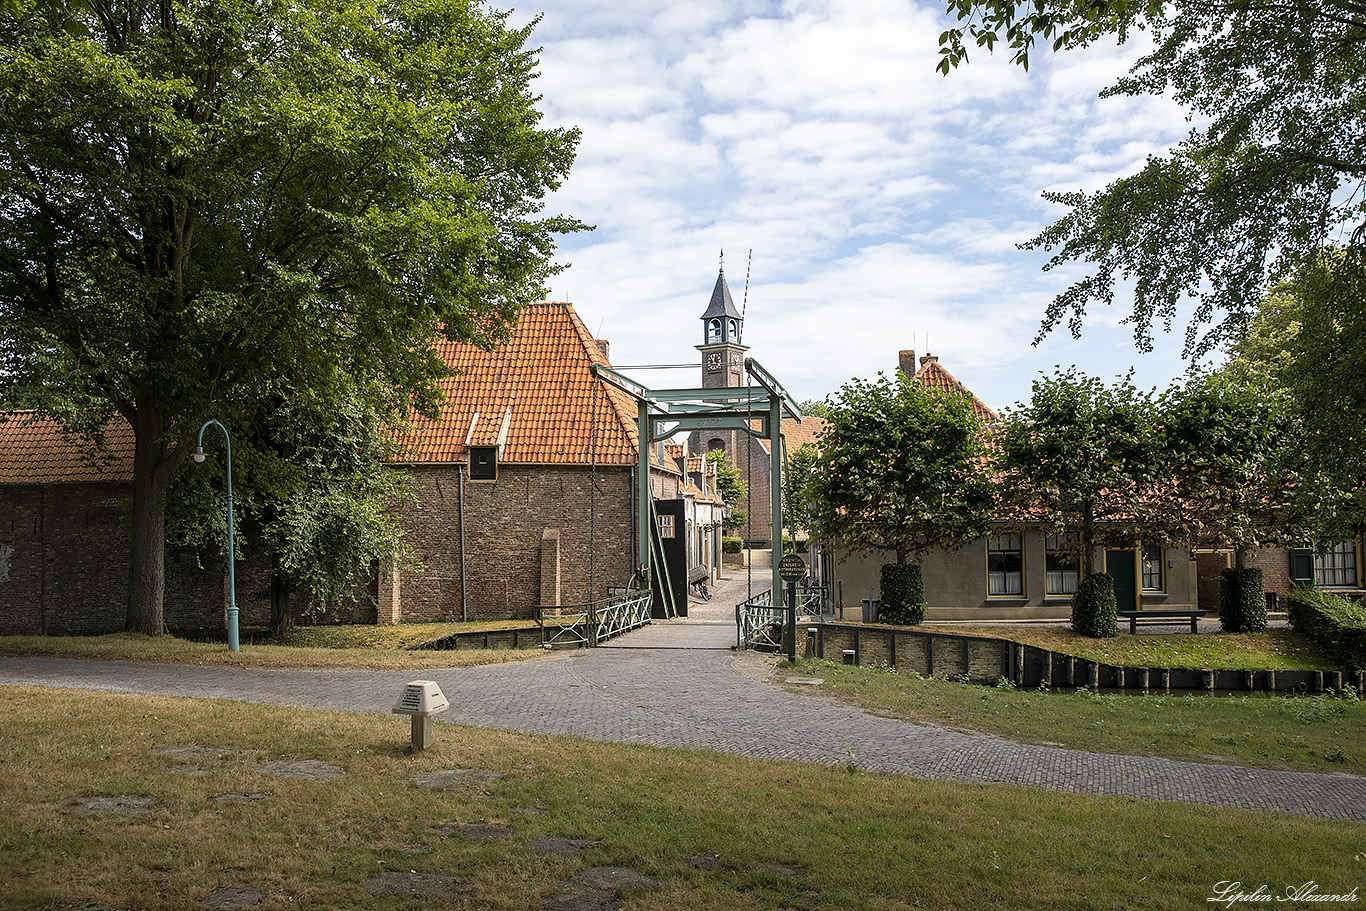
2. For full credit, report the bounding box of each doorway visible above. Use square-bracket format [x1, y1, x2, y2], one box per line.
[1105, 549, 1138, 613]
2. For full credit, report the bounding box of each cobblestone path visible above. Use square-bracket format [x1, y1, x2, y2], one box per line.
[2, 574, 1363, 822]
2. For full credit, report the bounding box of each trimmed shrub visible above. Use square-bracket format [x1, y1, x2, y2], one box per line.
[1071, 572, 1117, 638]
[722, 537, 743, 554]
[781, 536, 810, 554]
[879, 562, 925, 626]
[1287, 588, 1366, 672]
[1219, 567, 1267, 632]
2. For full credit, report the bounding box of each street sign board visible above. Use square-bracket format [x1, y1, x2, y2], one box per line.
[778, 553, 806, 584]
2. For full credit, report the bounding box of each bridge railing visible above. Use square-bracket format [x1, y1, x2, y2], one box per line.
[737, 588, 784, 650]
[538, 588, 652, 648]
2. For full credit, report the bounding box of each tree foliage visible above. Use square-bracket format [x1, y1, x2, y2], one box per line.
[781, 441, 819, 541]
[942, 0, 1366, 357]
[0, 0, 583, 633]
[1226, 248, 1366, 540]
[808, 372, 993, 564]
[1159, 372, 1304, 561]
[993, 369, 1167, 573]
[706, 449, 748, 533]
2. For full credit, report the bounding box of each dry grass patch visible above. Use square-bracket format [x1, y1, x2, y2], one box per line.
[1, 687, 1362, 910]
[0, 625, 547, 670]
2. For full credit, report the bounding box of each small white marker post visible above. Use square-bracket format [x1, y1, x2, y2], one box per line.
[392, 680, 450, 750]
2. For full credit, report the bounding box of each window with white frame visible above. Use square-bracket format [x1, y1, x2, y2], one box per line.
[1141, 544, 1164, 592]
[1044, 534, 1078, 596]
[987, 534, 1023, 596]
[658, 515, 675, 539]
[1314, 541, 1357, 588]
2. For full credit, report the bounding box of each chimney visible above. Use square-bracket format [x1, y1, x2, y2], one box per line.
[920, 354, 939, 367]
[594, 339, 609, 360]
[898, 350, 916, 378]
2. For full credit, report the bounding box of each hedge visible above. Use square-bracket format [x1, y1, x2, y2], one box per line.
[722, 537, 743, 554]
[879, 562, 925, 626]
[1219, 567, 1267, 633]
[1287, 588, 1366, 673]
[1072, 572, 1117, 638]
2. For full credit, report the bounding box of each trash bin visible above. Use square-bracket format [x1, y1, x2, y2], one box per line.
[861, 598, 879, 624]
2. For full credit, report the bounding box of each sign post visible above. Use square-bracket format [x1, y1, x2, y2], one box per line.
[778, 553, 806, 663]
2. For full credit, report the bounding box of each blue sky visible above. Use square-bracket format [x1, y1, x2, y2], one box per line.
[507, 0, 1217, 412]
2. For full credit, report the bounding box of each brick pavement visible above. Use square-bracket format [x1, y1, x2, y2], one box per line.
[2, 572, 1363, 823]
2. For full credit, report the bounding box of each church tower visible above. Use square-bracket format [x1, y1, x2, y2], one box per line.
[697, 267, 747, 389]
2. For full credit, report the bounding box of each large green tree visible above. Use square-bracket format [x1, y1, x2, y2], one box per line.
[808, 373, 993, 565]
[0, 0, 583, 634]
[1226, 248, 1366, 540]
[941, 0, 1366, 356]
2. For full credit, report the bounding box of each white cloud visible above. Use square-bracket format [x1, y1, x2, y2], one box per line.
[512, 0, 1210, 411]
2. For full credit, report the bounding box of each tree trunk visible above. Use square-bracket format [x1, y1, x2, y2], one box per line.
[125, 396, 178, 635]
[270, 565, 295, 638]
[1080, 504, 1098, 577]
[1234, 546, 1248, 570]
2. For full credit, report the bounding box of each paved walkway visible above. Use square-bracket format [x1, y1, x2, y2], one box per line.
[2, 574, 1364, 823]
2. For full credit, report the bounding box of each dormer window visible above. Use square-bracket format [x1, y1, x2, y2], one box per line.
[707, 319, 722, 343]
[469, 446, 497, 481]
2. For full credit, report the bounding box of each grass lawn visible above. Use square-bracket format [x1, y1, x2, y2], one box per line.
[926, 625, 1336, 671]
[1, 687, 1362, 911]
[785, 656, 1366, 776]
[0, 620, 545, 670]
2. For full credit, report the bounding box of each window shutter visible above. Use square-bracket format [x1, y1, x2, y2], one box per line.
[1288, 548, 1314, 587]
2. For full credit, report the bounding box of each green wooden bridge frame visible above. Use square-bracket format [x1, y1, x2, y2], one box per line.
[590, 358, 804, 609]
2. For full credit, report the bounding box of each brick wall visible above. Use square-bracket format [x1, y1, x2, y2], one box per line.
[0, 482, 236, 635]
[391, 464, 636, 621]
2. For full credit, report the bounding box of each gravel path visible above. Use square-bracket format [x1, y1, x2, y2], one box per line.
[3, 574, 1363, 822]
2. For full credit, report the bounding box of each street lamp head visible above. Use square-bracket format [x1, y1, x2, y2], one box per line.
[192, 446, 206, 464]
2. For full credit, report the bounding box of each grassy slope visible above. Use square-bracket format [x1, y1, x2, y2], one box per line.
[1, 688, 1361, 911]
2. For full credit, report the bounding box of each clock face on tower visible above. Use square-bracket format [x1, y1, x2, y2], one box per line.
[706, 352, 723, 371]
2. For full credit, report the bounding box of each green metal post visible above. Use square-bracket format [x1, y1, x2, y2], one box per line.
[770, 392, 782, 614]
[637, 400, 652, 583]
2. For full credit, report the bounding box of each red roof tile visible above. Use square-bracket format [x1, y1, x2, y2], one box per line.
[396, 302, 644, 466]
[915, 360, 998, 422]
[0, 412, 133, 483]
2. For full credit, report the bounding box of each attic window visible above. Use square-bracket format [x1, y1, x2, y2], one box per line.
[469, 446, 497, 481]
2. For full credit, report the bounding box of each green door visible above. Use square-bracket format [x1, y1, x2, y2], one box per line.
[1106, 550, 1138, 613]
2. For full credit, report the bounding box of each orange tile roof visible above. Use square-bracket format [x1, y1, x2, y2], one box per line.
[0, 412, 133, 483]
[915, 359, 998, 422]
[754, 415, 827, 456]
[397, 302, 644, 467]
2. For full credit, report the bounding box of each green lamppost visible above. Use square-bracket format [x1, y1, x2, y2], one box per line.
[193, 420, 238, 652]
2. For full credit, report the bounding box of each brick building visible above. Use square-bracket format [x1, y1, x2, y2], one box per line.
[687, 267, 825, 545]
[0, 301, 727, 633]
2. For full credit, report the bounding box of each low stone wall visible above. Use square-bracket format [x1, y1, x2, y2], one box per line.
[808, 622, 1365, 694]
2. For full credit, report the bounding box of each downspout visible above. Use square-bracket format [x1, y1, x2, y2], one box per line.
[458, 462, 468, 623]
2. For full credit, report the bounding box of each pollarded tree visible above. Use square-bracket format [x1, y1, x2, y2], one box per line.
[940, 0, 1366, 359]
[1160, 373, 1305, 631]
[809, 372, 993, 622]
[706, 449, 749, 533]
[993, 370, 1168, 635]
[0, 0, 584, 634]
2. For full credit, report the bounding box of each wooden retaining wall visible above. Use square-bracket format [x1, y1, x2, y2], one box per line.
[808, 622, 1365, 694]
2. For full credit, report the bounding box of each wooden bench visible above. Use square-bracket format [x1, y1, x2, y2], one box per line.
[1117, 609, 1208, 634]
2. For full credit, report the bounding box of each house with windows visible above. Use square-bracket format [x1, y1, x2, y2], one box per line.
[823, 352, 1201, 622]
[0, 300, 732, 634]
[1191, 540, 1364, 613]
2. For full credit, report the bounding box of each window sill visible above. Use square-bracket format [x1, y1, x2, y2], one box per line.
[984, 598, 1029, 605]
[1141, 592, 1170, 600]
[1042, 596, 1075, 603]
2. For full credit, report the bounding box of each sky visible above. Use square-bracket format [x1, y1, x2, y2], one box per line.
[506, 0, 1219, 413]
